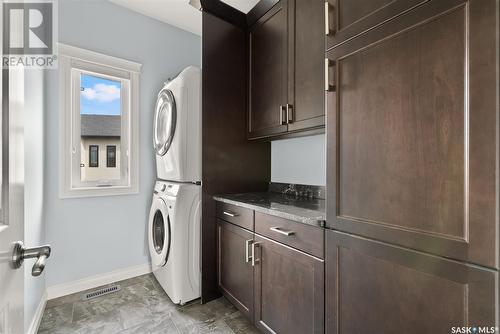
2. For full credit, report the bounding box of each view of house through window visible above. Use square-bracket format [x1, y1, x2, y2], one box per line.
[80, 74, 122, 182]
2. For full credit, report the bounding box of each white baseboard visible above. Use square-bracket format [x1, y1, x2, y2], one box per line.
[26, 291, 47, 334]
[46, 263, 152, 300]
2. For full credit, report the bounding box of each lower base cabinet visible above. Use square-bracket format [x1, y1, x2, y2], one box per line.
[217, 219, 325, 334]
[253, 235, 324, 334]
[217, 219, 255, 320]
[326, 230, 497, 334]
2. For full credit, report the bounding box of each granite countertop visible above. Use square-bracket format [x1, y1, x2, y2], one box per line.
[213, 192, 326, 228]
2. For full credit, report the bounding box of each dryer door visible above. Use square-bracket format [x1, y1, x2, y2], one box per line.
[153, 88, 177, 157]
[148, 197, 171, 268]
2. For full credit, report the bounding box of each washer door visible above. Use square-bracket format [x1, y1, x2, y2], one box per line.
[148, 197, 171, 268]
[153, 88, 176, 156]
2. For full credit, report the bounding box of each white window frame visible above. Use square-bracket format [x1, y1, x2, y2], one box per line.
[59, 44, 141, 198]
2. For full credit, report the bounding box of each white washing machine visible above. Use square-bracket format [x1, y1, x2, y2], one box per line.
[148, 180, 201, 304]
[153, 66, 201, 183]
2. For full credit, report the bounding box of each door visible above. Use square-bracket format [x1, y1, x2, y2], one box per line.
[326, 230, 497, 334]
[326, 0, 499, 268]
[153, 87, 176, 156]
[325, 0, 429, 50]
[248, 0, 289, 139]
[287, 0, 325, 132]
[217, 220, 254, 320]
[0, 66, 25, 332]
[253, 235, 324, 334]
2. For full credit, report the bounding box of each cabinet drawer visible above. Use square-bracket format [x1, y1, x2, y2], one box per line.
[216, 202, 254, 231]
[255, 212, 324, 258]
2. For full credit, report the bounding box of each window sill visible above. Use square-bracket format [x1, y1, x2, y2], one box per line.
[59, 184, 139, 199]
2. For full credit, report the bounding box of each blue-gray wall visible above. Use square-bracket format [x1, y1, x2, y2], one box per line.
[271, 134, 326, 186]
[44, 0, 201, 287]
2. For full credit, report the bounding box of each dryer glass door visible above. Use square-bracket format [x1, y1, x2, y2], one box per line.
[154, 88, 176, 156]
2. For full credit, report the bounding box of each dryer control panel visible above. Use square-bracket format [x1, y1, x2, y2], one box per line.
[154, 181, 180, 197]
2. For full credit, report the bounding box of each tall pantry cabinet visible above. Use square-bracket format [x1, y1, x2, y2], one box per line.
[325, 0, 499, 332]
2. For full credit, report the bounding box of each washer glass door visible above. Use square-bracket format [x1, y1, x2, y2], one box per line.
[153, 88, 176, 156]
[149, 198, 171, 267]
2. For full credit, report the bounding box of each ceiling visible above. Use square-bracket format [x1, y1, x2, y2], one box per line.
[109, 0, 261, 36]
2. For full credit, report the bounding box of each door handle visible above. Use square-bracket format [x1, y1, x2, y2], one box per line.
[279, 105, 287, 125]
[251, 241, 261, 267]
[325, 2, 335, 36]
[285, 104, 293, 124]
[245, 239, 253, 263]
[12, 241, 51, 277]
[325, 58, 336, 92]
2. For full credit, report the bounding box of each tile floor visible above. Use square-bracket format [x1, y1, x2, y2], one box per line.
[38, 274, 259, 334]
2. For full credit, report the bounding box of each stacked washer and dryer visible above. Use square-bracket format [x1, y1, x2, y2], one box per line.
[148, 66, 201, 305]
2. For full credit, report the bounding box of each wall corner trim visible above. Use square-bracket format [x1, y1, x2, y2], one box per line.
[46, 263, 152, 300]
[26, 291, 47, 334]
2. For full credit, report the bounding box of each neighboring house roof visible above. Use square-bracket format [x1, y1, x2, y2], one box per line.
[81, 115, 121, 137]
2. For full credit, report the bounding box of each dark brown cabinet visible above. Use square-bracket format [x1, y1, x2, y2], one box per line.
[216, 205, 325, 334]
[325, 0, 429, 50]
[326, 0, 499, 268]
[217, 219, 255, 320]
[326, 230, 497, 334]
[248, 1, 289, 139]
[248, 0, 325, 140]
[253, 235, 324, 334]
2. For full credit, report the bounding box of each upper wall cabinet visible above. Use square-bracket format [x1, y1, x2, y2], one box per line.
[326, 0, 499, 268]
[248, 0, 325, 140]
[325, 0, 429, 50]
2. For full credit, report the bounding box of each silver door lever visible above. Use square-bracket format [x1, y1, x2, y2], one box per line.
[12, 241, 51, 277]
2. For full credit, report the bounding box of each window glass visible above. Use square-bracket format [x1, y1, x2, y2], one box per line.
[89, 145, 99, 167]
[80, 74, 121, 181]
[107, 145, 116, 168]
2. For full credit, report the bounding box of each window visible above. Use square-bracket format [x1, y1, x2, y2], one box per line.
[107, 146, 116, 168]
[59, 44, 141, 198]
[89, 145, 99, 167]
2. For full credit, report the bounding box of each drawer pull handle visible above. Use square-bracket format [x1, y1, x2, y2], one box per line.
[223, 211, 239, 217]
[251, 241, 261, 267]
[270, 227, 295, 236]
[245, 239, 253, 263]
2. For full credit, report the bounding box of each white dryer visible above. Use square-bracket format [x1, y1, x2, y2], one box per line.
[148, 180, 201, 304]
[153, 66, 201, 183]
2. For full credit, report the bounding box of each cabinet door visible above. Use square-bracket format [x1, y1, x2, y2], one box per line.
[326, 230, 497, 334]
[248, 0, 289, 139]
[253, 235, 324, 334]
[217, 220, 254, 320]
[287, 0, 325, 132]
[325, 0, 429, 50]
[326, 0, 499, 268]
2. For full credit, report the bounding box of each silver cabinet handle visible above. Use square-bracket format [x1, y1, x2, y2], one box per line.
[223, 211, 239, 217]
[325, 58, 336, 92]
[270, 227, 295, 236]
[285, 104, 293, 124]
[325, 2, 335, 36]
[251, 241, 261, 267]
[12, 241, 51, 277]
[245, 239, 253, 263]
[279, 105, 287, 125]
